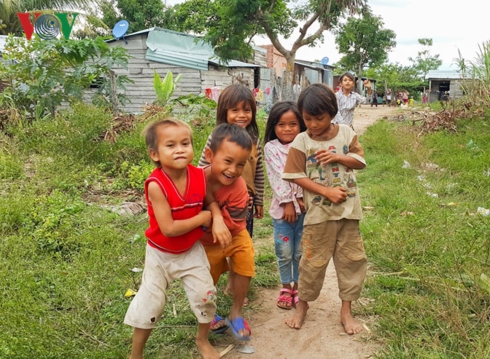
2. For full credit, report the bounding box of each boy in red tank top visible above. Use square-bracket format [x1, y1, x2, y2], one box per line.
[124, 118, 231, 359]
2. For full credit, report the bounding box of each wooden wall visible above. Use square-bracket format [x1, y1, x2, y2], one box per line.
[102, 36, 256, 114]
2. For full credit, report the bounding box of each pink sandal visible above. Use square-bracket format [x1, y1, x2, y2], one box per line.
[277, 288, 293, 310]
[292, 290, 299, 308]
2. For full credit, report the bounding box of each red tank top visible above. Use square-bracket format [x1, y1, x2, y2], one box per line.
[144, 165, 206, 254]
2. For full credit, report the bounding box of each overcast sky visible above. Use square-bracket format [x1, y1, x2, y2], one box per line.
[164, 0, 488, 71]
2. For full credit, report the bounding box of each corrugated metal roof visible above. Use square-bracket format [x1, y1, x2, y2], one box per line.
[111, 27, 259, 70]
[146, 28, 213, 71]
[427, 70, 462, 79]
[106, 27, 155, 43]
[209, 58, 259, 68]
[295, 59, 334, 70]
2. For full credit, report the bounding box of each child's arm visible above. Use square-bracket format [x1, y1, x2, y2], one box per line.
[205, 191, 232, 248]
[148, 181, 211, 237]
[197, 134, 212, 168]
[315, 135, 366, 170]
[314, 150, 365, 169]
[253, 142, 265, 219]
[292, 177, 347, 204]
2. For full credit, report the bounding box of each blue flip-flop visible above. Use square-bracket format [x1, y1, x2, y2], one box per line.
[225, 317, 251, 341]
[210, 314, 228, 334]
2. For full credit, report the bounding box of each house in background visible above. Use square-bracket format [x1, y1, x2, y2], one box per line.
[259, 44, 287, 77]
[426, 70, 465, 102]
[105, 27, 260, 114]
[257, 44, 335, 95]
[295, 59, 334, 89]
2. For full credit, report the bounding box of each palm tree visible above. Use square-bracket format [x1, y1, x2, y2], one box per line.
[0, 0, 96, 35]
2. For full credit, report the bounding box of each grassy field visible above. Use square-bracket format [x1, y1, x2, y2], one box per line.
[1, 103, 489, 358]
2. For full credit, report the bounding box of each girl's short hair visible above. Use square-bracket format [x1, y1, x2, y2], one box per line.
[297, 83, 338, 118]
[339, 72, 355, 83]
[216, 84, 259, 141]
[209, 123, 252, 153]
[264, 101, 306, 143]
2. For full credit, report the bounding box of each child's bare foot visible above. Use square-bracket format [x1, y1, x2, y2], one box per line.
[285, 299, 308, 329]
[196, 337, 220, 359]
[340, 301, 363, 335]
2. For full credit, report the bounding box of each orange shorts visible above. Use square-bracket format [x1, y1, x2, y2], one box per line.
[204, 229, 255, 284]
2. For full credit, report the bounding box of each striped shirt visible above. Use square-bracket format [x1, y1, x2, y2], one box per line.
[333, 91, 362, 128]
[198, 133, 265, 206]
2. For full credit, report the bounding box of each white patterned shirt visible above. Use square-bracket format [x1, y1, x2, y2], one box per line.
[333, 91, 362, 128]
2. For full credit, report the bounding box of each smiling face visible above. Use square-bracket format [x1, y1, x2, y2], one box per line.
[149, 124, 194, 171]
[205, 138, 251, 187]
[275, 110, 301, 145]
[226, 101, 253, 129]
[303, 111, 334, 140]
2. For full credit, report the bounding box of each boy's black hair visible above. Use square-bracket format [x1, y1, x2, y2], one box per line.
[216, 84, 259, 142]
[209, 123, 253, 153]
[264, 101, 306, 143]
[297, 83, 338, 119]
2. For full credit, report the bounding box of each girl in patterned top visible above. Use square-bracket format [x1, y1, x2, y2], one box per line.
[264, 101, 307, 310]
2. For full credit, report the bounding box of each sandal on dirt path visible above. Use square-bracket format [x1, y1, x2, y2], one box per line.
[225, 317, 252, 341]
[277, 288, 293, 310]
[210, 314, 228, 334]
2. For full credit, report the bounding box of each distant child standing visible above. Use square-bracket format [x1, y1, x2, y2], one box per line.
[402, 90, 409, 105]
[199, 84, 264, 305]
[201, 124, 255, 341]
[264, 101, 307, 310]
[333, 72, 362, 130]
[282, 84, 368, 335]
[124, 118, 229, 359]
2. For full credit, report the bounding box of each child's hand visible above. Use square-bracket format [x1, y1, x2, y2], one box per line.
[297, 198, 306, 213]
[325, 187, 347, 204]
[201, 210, 213, 228]
[212, 217, 232, 248]
[254, 205, 263, 219]
[282, 202, 296, 223]
[315, 149, 340, 165]
[247, 196, 253, 210]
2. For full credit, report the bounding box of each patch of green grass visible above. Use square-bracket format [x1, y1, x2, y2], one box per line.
[358, 116, 490, 358]
[0, 103, 276, 358]
[11, 103, 490, 358]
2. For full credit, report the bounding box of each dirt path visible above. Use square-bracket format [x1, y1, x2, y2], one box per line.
[219, 105, 400, 359]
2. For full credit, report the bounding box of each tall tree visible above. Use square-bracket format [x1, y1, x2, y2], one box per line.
[98, 0, 169, 33]
[334, 6, 396, 91]
[364, 62, 424, 98]
[408, 38, 442, 80]
[0, 0, 94, 35]
[195, 0, 364, 100]
[164, 0, 220, 35]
